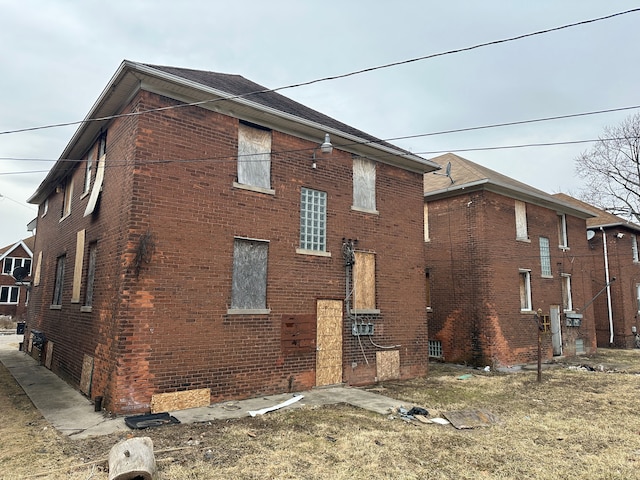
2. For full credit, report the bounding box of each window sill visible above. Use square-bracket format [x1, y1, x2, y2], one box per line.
[227, 308, 271, 315]
[80, 306, 92, 313]
[351, 205, 379, 215]
[559, 246, 570, 252]
[516, 237, 531, 243]
[59, 213, 71, 223]
[426, 307, 433, 313]
[541, 275, 554, 279]
[296, 249, 331, 257]
[351, 309, 381, 315]
[232, 182, 275, 196]
[50, 304, 62, 310]
[520, 309, 535, 314]
[80, 191, 90, 200]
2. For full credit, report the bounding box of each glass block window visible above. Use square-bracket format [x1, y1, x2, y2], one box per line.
[539, 237, 552, 277]
[428, 340, 443, 358]
[300, 188, 327, 252]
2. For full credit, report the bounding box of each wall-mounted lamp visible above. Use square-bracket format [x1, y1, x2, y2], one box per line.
[312, 133, 333, 168]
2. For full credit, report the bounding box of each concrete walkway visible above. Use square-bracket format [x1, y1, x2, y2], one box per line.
[0, 334, 403, 439]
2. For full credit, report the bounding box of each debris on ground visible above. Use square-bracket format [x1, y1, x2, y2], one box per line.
[248, 394, 304, 417]
[124, 412, 180, 429]
[108, 436, 157, 480]
[444, 409, 500, 429]
[457, 373, 473, 380]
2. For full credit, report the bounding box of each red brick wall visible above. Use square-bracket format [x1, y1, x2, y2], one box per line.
[0, 244, 31, 319]
[588, 228, 640, 348]
[27, 90, 428, 413]
[426, 190, 595, 366]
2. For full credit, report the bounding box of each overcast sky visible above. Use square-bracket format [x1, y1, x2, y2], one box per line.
[1, 1, 639, 248]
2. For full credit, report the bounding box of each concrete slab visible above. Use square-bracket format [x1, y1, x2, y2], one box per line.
[0, 334, 403, 439]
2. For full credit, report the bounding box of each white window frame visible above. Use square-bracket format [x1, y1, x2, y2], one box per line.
[539, 237, 552, 277]
[424, 203, 430, 242]
[632, 234, 639, 263]
[636, 284, 640, 313]
[297, 187, 329, 255]
[0, 286, 19, 304]
[83, 150, 95, 194]
[515, 200, 529, 241]
[61, 179, 73, 220]
[561, 273, 573, 312]
[519, 269, 532, 312]
[2, 257, 32, 276]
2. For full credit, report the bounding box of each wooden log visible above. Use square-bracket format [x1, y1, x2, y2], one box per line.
[108, 436, 157, 480]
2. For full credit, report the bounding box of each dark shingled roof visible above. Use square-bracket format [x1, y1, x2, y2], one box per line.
[144, 64, 405, 153]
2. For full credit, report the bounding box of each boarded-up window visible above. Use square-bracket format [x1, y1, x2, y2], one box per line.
[72, 230, 85, 303]
[238, 123, 271, 189]
[300, 188, 327, 252]
[84, 242, 97, 307]
[539, 237, 552, 277]
[519, 269, 531, 311]
[53, 255, 66, 305]
[33, 251, 42, 286]
[353, 157, 376, 211]
[515, 200, 528, 240]
[354, 251, 376, 311]
[231, 239, 268, 310]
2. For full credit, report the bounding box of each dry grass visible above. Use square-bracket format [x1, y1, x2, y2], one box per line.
[2, 349, 640, 479]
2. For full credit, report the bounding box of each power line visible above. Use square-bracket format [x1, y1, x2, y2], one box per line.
[0, 8, 638, 137]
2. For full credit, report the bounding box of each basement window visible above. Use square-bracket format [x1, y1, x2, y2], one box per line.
[229, 238, 269, 314]
[428, 340, 442, 358]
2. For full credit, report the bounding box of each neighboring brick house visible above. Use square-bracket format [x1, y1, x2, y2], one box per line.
[553, 193, 640, 348]
[25, 61, 439, 414]
[424, 153, 596, 367]
[0, 236, 34, 320]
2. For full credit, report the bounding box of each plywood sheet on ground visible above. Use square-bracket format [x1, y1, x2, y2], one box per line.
[79, 354, 93, 395]
[444, 409, 500, 429]
[44, 341, 54, 370]
[376, 350, 400, 381]
[151, 388, 211, 413]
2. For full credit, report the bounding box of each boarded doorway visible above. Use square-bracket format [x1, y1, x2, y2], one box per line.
[550, 305, 563, 356]
[316, 299, 343, 386]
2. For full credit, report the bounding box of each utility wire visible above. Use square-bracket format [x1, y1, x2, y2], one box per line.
[0, 8, 638, 137]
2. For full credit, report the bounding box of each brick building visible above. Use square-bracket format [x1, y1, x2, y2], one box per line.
[424, 153, 596, 367]
[0, 237, 34, 320]
[554, 194, 640, 348]
[25, 61, 439, 414]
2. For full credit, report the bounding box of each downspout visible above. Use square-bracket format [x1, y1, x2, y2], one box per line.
[601, 227, 615, 345]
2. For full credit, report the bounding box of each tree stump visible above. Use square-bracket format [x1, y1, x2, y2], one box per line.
[108, 436, 157, 480]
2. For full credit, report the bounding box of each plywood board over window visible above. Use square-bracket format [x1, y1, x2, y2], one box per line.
[229, 238, 269, 313]
[352, 157, 377, 212]
[353, 251, 378, 313]
[237, 123, 271, 190]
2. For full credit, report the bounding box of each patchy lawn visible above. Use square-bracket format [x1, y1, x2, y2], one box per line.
[2, 349, 640, 479]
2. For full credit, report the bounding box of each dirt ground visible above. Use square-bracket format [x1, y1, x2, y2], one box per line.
[2, 349, 640, 479]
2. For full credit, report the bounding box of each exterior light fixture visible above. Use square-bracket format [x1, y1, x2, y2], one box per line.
[312, 133, 333, 169]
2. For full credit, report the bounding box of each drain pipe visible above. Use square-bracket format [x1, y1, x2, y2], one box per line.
[601, 227, 615, 345]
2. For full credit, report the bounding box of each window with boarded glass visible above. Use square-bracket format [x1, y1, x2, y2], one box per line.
[353, 251, 377, 312]
[352, 157, 376, 212]
[299, 188, 327, 252]
[237, 123, 271, 190]
[562, 274, 573, 311]
[52, 255, 66, 306]
[539, 237, 552, 277]
[230, 239, 268, 311]
[84, 242, 97, 307]
[515, 200, 528, 240]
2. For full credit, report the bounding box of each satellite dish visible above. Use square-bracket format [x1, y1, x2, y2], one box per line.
[433, 161, 454, 184]
[587, 230, 596, 240]
[12, 266, 29, 282]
